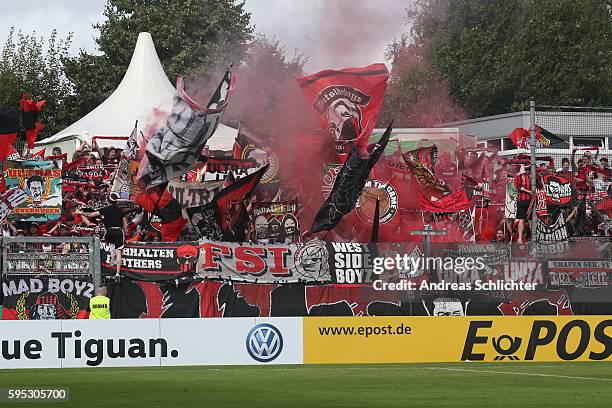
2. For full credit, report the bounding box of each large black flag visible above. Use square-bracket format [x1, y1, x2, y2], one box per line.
[309, 123, 393, 234]
[186, 165, 268, 240]
[371, 197, 380, 242]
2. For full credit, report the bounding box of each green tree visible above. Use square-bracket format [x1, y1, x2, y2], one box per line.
[389, 0, 612, 119]
[64, 0, 254, 120]
[0, 28, 74, 138]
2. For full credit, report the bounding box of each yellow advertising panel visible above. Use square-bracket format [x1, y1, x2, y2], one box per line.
[303, 316, 611, 364]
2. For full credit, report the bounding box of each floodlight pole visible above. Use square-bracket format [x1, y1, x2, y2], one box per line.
[530, 100, 538, 240]
[411, 224, 447, 283]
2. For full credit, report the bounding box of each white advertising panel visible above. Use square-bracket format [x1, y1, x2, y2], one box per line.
[0, 317, 303, 369]
[159, 317, 303, 366]
[0, 320, 62, 369]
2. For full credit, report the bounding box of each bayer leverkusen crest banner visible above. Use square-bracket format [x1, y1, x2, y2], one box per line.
[2, 276, 93, 320]
[5, 159, 62, 222]
[297, 63, 389, 144]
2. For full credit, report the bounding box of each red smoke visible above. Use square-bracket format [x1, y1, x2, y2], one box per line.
[185, 37, 335, 229]
[379, 35, 468, 128]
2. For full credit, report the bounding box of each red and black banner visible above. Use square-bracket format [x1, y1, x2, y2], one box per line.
[186, 165, 268, 241]
[108, 277, 611, 318]
[20, 94, 45, 149]
[542, 174, 575, 206]
[134, 186, 185, 242]
[309, 125, 392, 234]
[2, 276, 93, 320]
[420, 190, 469, 213]
[101, 241, 201, 281]
[297, 63, 389, 157]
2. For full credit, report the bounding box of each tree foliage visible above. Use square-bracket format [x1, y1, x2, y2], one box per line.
[414, 0, 612, 116]
[64, 0, 254, 123]
[0, 28, 74, 137]
[382, 0, 612, 122]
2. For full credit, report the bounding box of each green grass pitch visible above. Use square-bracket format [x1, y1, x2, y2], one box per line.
[1, 362, 611, 407]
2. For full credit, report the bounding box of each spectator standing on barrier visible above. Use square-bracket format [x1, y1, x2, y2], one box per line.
[89, 286, 111, 319]
[75, 196, 127, 280]
[514, 170, 532, 243]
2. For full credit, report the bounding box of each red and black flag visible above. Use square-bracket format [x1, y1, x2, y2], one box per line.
[186, 165, 268, 241]
[297, 63, 389, 159]
[308, 123, 393, 235]
[134, 185, 186, 242]
[536, 126, 568, 148]
[509, 126, 568, 149]
[403, 146, 450, 195]
[0, 108, 18, 161]
[405, 145, 438, 169]
[420, 190, 469, 213]
[20, 94, 45, 149]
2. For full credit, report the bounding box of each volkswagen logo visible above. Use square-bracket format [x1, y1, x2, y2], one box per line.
[246, 323, 283, 363]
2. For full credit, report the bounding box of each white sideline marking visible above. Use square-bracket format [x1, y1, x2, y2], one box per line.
[428, 367, 612, 382]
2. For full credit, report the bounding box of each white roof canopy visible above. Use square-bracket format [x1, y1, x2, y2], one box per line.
[37, 32, 237, 155]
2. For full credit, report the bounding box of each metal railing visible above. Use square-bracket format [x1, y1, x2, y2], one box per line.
[1, 236, 101, 292]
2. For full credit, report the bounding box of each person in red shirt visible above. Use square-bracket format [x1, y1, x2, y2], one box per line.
[557, 158, 575, 183]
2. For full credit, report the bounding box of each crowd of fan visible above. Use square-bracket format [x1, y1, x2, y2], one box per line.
[1, 142, 611, 248]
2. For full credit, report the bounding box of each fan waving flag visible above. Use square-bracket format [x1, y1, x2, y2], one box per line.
[296, 63, 389, 156]
[508, 126, 567, 149]
[309, 123, 393, 234]
[403, 146, 450, 194]
[139, 68, 235, 188]
[0, 108, 18, 161]
[111, 121, 139, 200]
[186, 165, 268, 241]
[20, 94, 45, 149]
[134, 185, 186, 242]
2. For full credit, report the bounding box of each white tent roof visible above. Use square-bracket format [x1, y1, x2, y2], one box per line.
[39, 32, 175, 149]
[37, 32, 238, 156]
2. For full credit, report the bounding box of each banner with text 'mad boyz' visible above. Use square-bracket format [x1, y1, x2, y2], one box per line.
[2, 276, 93, 320]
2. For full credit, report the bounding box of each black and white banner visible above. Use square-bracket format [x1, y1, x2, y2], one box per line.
[197, 239, 331, 283]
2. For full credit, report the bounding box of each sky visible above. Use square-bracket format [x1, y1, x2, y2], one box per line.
[0, 0, 410, 73]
